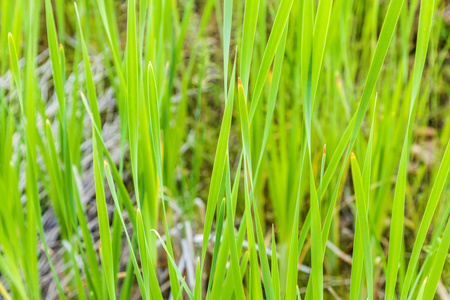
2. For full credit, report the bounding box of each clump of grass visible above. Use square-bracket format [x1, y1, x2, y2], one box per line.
[0, 0, 449, 299]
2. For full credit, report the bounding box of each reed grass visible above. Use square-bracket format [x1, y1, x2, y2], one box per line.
[0, 0, 449, 299]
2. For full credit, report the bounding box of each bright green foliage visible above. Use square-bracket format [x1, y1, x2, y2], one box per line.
[0, 0, 448, 299]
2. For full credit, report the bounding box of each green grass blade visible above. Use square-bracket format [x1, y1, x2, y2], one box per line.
[225, 155, 246, 299]
[311, 0, 333, 103]
[385, 0, 434, 294]
[272, 226, 281, 300]
[320, 0, 406, 284]
[151, 229, 195, 300]
[223, 0, 233, 98]
[208, 198, 226, 293]
[287, 139, 307, 299]
[45, 0, 65, 114]
[402, 139, 450, 297]
[126, 0, 140, 204]
[254, 25, 288, 188]
[74, 3, 102, 135]
[400, 0, 438, 296]
[350, 97, 377, 300]
[240, 0, 260, 92]
[238, 77, 275, 299]
[301, 13, 323, 297]
[136, 210, 151, 299]
[135, 209, 163, 300]
[416, 278, 427, 300]
[248, 0, 294, 123]
[201, 55, 236, 271]
[80, 91, 116, 300]
[79, 92, 136, 227]
[350, 154, 374, 300]
[147, 61, 180, 297]
[194, 258, 202, 300]
[104, 163, 147, 297]
[423, 217, 450, 299]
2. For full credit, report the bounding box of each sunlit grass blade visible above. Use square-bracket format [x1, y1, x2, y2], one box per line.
[238, 77, 275, 299]
[200, 53, 237, 272]
[400, 0, 438, 296]
[416, 278, 427, 300]
[254, 25, 288, 189]
[208, 198, 226, 294]
[147, 61, 180, 297]
[194, 258, 201, 300]
[423, 217, 450, 299]
[81, 91, 115, 299]
[136, 209, 163, 300]
[151, 230, 195, 300]
[223, 0, 233, 98]
[386, 0, 435, 295]
[136, 210, 151, 299]
[74, 3, 102, 137]
[248, 0, 294, 122]
[237, 78, 263, 299]
[301, 11, 323, 296]
[104, 162, 146, 297]
[350, 153, 374, 300]
[272, 226, 281, 300]
[212, 155, 243, 300]
[287, 139, 307, 299]
[311, 0, 332, 103]
[401, 139, 450, 298]
[350, 97, 377, 299]
[126, 0, 140, 204]
[0, 281, 11, 300]
[45, 0, 65, 114]
[1, 0, 447, 299]
[225, 155, 246, 299]
[9, 30, 67, 300]
[92, 0, 126, 92]
[209, 214, 231, 299]
[319, 0, 407, 283]
[239, 0, 260, 92]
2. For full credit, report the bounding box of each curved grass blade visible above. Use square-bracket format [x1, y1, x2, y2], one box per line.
[151, 229, 195, 300]
[79, 92, 136, 226]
